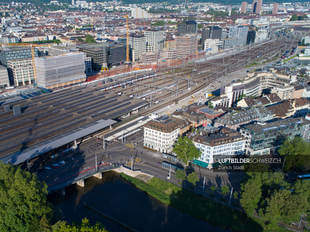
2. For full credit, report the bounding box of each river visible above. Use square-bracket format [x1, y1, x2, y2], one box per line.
[49, 171, 224, 232]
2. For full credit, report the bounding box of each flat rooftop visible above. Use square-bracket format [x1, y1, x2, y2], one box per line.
[0, 84, 147, 163]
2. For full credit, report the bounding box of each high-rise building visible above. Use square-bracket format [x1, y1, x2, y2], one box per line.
[131, 7, 150, 19]
[145, 29, 165, 53]
[252, 0, 262, 14]
[35, 52, 86, 89]
[130, 34, 146, 62]
[77, 44, 108, 71]
[177, 20, 198, 35]
[107, 43, 126, 67]
[206, 26, 223, 40]
[175, 34, 198, 59]
[0, 65, 9, 88]
[240, 1, 248, 13]
[272, 3, 279, 15]
[224, 25, 249, 49]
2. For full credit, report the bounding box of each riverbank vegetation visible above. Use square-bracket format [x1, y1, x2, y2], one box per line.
[0, 162, 108, 232]
[120, 174, 262, 232]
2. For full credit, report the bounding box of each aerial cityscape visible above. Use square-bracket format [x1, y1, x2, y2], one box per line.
[0, 0, 309, 231]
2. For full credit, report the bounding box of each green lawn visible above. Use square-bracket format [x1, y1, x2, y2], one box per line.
[120, 174, 263, 232]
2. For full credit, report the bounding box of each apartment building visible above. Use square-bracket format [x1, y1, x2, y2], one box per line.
[143, 116, 189, 153]
[193, 128, 247, 167]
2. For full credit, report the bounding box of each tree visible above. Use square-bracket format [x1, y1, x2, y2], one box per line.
[0, 162, 52, 232]
[172, 137, 201, 166]
[175, 169, 186, 182]
[187, 172, 199, 186]
[278, 136, 310, 172]
[85, 34, 96, 43]
[221, 185, 230, 195]
[52, 218, 108, 232]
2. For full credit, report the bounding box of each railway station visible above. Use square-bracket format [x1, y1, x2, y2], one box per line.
[0, 84, 147, 165]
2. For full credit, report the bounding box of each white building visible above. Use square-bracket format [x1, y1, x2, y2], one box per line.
[0, 65, 9, 88]
[7, 59, 35, 87]
[143, 116, 189, 153]
[35, 52, 86, 89]
[193, 128, 246, 167]
[131, 7, 150, 19]
[213, 70, 296, 108]
[204, 39, 220, 54]
[130, 34, 146, 62]
[255, 26, 270, 43]
[145, 30, 165, 53]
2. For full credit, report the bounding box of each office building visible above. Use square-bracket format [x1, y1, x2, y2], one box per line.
[130, 34, 146, 62]
[252, 0, 262, 14]
[77, 44, 108, 71]
[204, 39, 220, 54]
[107, 43, 126, 67]
[206, 26, 223, 40]
[240, 1, 248, 13]
[143, 116, 189, 153]
[175, 34, 198, 59]
[145, 29, 165, 53]
[240, 117, 310, 155]
[272, 3, 279, 14]
[214, 107, 273, 130]
[193, 128, 247, 167]
[177, 20, 198, 35]
[7, 59, 35, 87]
[224, 26, 249, 49]
[0, 65, 9, 88]
[255, 26, 270, 43]
[0, 47, 34, 67]
[35, 52, 86, 89]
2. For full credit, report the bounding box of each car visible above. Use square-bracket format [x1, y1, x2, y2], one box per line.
[44, 166, 52, 170]
[59, 160, 65, 165]
[52, 163, 60, 168]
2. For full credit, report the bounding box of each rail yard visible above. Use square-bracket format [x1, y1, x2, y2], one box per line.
[0, 37, 296, 165]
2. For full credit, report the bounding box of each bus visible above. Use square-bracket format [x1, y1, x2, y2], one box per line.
[161, 161, 184, 172]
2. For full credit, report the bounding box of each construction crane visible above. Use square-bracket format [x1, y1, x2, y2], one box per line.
[124, 15, 130, 64]
[0, 43, 51, 84]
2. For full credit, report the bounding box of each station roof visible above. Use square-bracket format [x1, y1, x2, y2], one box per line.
[0, 84, 147, 164]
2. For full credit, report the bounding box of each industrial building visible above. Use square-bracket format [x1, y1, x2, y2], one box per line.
[107, 43, 126, 67]
[7, 59, 35, 86]
[0, 65, 9, 88]
[35, 52, 86, 89]
[0, 84, 147, 165]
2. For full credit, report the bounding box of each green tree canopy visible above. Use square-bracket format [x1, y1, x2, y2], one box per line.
[240, 171, 310, 231]
[187, 172, 199, 186]
[221, 185, 230, 195]
[175, 169, 186, 182]
[172, 136, 201, 166]
[0, 162, 52, 232]
[52, 218, 108, 232]
[278, 136, 310, 172]
[85, 34, 96, 43]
